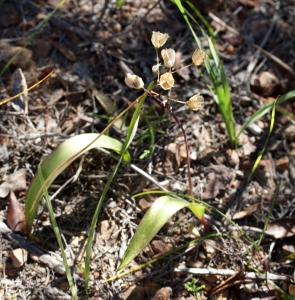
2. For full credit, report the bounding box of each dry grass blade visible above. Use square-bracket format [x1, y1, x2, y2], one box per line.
[0, 72, 53, 106]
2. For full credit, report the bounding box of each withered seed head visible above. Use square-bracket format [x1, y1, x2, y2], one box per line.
[151, 31, 170, 49]
[159, 72, 174, 90]
[192, 49, 208, 66]
[124, 73, 144, 89]
[186, 94, 205, 111]
[161, 48, 176, 69]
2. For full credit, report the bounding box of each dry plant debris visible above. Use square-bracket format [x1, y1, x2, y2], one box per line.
[0, 0, 295, 299]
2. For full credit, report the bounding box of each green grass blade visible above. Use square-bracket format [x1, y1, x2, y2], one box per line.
[84, 82, 154, 292]
[173, 0, 236, 148]
[237, 90, 295, 140]
[257, 182, 280, 248]
[38, 166, 78, 300]
[186, 1, 215, 43]
[247, 99, 277, 183]
[243, 99, 278, 248]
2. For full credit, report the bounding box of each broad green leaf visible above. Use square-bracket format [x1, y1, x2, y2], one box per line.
[25, 133, 131, 234]
[118, 196, 205, 270]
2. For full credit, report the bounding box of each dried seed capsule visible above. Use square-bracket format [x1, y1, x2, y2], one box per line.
[124, 73, 144, 89]
[151, 31, 170, 49]
[187, 94, 205, 111]
[159, 72, 174, 90]
[161, 48, 176, 69]
[192, 49, 207, 66]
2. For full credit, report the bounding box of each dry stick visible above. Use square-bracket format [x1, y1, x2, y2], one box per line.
[208, 12, 295, 77]
[167, 107, 193, 198]
[174, 268, 292, 282]
[0, 132, 69, 140]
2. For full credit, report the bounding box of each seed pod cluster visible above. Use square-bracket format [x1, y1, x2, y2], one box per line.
[124, 31, 207, 112]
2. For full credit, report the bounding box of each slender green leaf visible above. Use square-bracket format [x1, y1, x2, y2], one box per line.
[173, 0, 236, 148]
[39, 167, 78, 300]
[118, 195, 205, 270]
[257, 182, 280, 247]
[186, 1, 215, 43]
[84, 82, 154, 291]
[134, 190, 256, 246]
[237, 90, 295, 139]
[247, 100, 277, 183]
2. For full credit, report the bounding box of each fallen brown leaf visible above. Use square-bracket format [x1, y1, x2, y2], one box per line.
[223, 33, 243, 46]
[0, 169, 27, 192]
[251, 71, 280, 97]
[0, 41, 33, 70]
[232, 202, 262, 220]
[6, 192, 27, 235]
[32, 39, 52, 58]
[238, 0, 260, 7]
[202, 166, 232, 200]
[50, 39, 76, 62]
[275, 156, 289, 171]
[0, 4, 21, 28]
[267, 217, 295, 239]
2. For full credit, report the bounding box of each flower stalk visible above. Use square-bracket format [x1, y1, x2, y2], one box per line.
[124, 31, 208, 199]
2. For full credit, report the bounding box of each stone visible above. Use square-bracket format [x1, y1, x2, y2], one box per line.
[276, 156, 289, 171]
[10, 248, 28, 268]
[122, 285, 144, 300]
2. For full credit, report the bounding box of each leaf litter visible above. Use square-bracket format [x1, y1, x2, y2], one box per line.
[1, 0, 295, 299]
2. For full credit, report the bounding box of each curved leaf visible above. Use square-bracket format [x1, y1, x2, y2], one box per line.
[25, 133, 131, 234]
[237, 90, 295, 139]
[118, 195, 205, 270]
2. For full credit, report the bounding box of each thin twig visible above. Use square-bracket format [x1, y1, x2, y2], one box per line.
[0, 132, 69, 140]
[92, 0, 111, 33]
[98, 147, 171, 193]
[174, 268, 292, 282]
